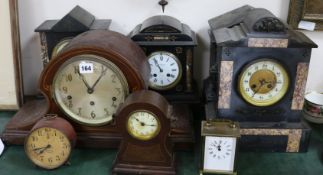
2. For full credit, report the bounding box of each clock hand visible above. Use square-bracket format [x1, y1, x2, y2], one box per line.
[33, 144, 51, 154]
[76, 67, 92, 92]
[145, 123, 156, 127]
[134, 117, 156, 127]
[134, 117, 146, 126]
[251, 79, 266, 97]
[153, 58, 163, 73]
[90, 66, 108, 91]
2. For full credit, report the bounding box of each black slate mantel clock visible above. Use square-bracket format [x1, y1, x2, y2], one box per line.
[204, 5, 317, 152]
[35, 5, 111, 66]
[129, 15, 198, 103]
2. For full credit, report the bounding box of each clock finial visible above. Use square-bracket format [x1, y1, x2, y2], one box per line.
[159, 0, 168, 13]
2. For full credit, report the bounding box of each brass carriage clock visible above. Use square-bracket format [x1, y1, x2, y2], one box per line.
[35, 6, 111, 65]
[205, 5, 317, 152]
[200, 120, 240, 175]
[129, 15, 198, 103]
[113, 90, 175, 175]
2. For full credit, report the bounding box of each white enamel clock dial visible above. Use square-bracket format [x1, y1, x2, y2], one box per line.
[127, 111, 160, 141]
[203, 136, 236, 173]
[53, 54, 129, 126]
[148, 51, 182, 90]
[239, 59, 289, 106]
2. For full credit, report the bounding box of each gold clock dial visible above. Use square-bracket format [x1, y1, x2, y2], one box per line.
[148, 51, 182, 90]
[53, 54, 129, 126]
[238, 59, 289, 106]
[25, 127, 71, 169]
[51, 38, 72, 59]
[127, 111, 161, 141]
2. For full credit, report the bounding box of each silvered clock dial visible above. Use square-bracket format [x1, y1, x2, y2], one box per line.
[52, 54, 129, 126]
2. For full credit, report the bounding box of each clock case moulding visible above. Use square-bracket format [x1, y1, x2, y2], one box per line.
[129, 15, 199, 104]
[204, 5, 317, 152]
[2, 30, 194, 150]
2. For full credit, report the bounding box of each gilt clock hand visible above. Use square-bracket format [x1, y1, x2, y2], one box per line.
[91, 66, 108, 91]
[251, 79, 266, 97]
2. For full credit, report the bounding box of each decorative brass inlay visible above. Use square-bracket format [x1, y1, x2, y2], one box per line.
[40, 32, 49, 66]
[291, 63, 309, 110]
[175, 47, 183, 54]
[186, 49, 193, 92]
[218, 61, 233, 109]
[248, 38, 288, 48]
[144, 35, 153, 41]
[240, 128, 302, 152]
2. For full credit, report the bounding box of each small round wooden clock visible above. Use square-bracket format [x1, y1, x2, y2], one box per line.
[24, 114, 76, 169]
[112, 90, 175, 175]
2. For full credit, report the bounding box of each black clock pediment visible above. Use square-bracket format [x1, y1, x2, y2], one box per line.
[129, 15, 196, 45]
[208, 5, 317, 48]
[35, 5, 111, 33]
[141, 15, 182, 33]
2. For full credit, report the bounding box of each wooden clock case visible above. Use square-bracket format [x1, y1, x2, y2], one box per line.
[2, 29, 194, 150]
[129, 15, 198, 103]
[35, 5, 111, 65]
[204, 5, 317, 152]
[113, 90, 175, 175]
[128, 15, 198, 150]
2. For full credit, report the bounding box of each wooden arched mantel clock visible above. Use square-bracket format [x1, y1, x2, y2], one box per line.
[113, 90, 175, 175]
[37, 29, 149, 147]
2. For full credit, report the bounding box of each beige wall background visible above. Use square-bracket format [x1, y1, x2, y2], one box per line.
[0, 0, 18, 109]
[18, 0, 323, 95]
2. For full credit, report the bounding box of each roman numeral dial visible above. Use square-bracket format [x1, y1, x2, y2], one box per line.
[148, 51, 182, 90]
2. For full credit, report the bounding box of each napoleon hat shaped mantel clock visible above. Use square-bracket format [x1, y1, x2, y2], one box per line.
[129, 15, 198, 103]
[113, 90, 175, 175]
[205, 5, 317, 152]
[35, 6, 111, 65]
[39, 30, 150, 147]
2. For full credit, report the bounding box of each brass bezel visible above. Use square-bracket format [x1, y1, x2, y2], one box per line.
[238, 59, 289, 107]
[51, 37, 72, 59]
[52, 54, 129, 126]
[148, 51, 182, 90]
[126, 110, 161, 141]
